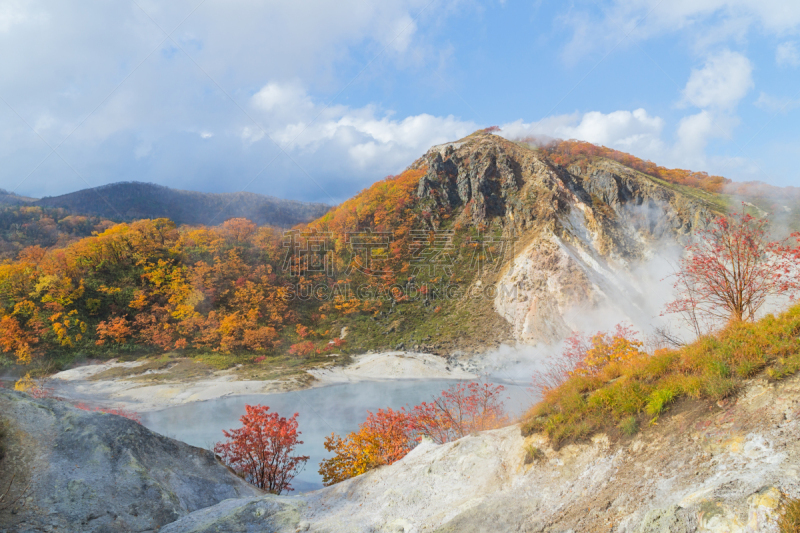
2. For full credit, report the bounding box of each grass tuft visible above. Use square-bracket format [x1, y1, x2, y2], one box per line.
[523, 444, 545, 465]
[780, 496, 800, 533]
[618, 416, 638, 437]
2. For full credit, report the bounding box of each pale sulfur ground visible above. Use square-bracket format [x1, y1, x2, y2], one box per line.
[47, 351, 475, 412]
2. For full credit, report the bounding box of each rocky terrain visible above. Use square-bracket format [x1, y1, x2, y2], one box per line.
[5, 361, 798, 532]
[412, 133, 715, 344]
[0, 389, 262, 533]
[161, 370, 800, 533]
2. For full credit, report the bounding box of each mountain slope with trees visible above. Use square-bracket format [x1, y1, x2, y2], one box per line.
[34, 181, 331, 227]
[2, 131, 798, 374]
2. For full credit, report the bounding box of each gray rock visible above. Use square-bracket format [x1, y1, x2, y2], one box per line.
[159, 497, 302, 533]
[0, 389, 262, 532]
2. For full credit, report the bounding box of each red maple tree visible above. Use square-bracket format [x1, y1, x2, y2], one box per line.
[214, 405, 309, 494]
[665, 211, 800, 335]
[408, 380, 508, 445]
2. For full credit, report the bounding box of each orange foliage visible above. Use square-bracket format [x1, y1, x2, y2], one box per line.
[214, 405, 309, 494]
[0, 315, 37, 364]
[0, 216, 293, 355]
[576, 324, 644, 375]
[288, 340, 316, 357]
[319, 408, 414, 486]
[95, 316, 132, 345]
[539, 139, 729, 194]
[408, 381, 508, 444]
[319, 381, 509, 485]
[532, 324, 643, 393]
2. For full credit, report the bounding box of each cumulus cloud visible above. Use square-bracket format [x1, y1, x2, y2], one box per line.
[498, 105, 753, 180]
[776, 41, 800, 67]
[0, 0, 464, 199]
[500, 108, 666, 159]
[681, 50, 753, 109]
[675, 110, 739, 158]
[247, 81, 477, 173]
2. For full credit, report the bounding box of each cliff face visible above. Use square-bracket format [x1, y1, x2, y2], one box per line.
[160, 372, 800, 533]
[0, 390, 262, 533]
[414, 134, 715, 343]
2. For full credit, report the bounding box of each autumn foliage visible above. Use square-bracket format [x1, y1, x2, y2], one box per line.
[524, 303, 800, 448]
[535, 139, 729, 194]
[532, 325, 643, 394]
[0, 167, 433, 365]
[666, 211, 800, 333]
[214, 405, 309, 494]
[0, 217, 292, 362]
[319, 380, 507, 485]
[319, 408, 414, 486]
[407, 381, 508, 444]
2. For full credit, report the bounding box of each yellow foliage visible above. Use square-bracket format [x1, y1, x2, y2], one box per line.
[318, 408, 413, 486]
[574, 331, 644, 376]
[14, 373, 34, 392]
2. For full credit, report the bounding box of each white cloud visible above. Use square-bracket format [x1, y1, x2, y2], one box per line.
[681, 50, 753, 109]
[0, 0, 30, 33]
[0, 0, 465, 198]
[776, 41, 800, 67]
[247, 81, 477, 173]
[562, 0, 800, 59]
[500, 109, 666, 158]
[499, 107, 750, 179]
[252, 82, 314, 115]
[676, 110, 717, 153]
[754, 92, 800, 113]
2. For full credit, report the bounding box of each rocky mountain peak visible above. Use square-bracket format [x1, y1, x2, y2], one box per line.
[411, 131, 716, 343]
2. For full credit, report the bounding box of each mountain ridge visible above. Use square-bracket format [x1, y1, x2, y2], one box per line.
[2, 181, 332, 227]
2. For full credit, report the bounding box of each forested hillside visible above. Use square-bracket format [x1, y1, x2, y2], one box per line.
[2, 131, 798, 373]
[0, 205, 115, 260]
[35, 182, 331, 227]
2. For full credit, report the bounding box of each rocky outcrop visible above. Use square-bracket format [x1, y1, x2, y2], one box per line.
[161, 371, 800, 533]
[0, 389, 262, 533]
[415, 133, 715, 343]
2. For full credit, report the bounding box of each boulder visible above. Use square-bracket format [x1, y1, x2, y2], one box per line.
[0, 389, 262, 533]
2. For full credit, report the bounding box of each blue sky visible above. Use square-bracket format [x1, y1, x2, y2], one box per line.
[0, 0, 798, 204]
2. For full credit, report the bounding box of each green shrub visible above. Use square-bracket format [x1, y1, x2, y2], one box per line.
[646, 386, 676, 418]
[702, 376, 737, 401]
[735, 359, 763, 378]
[708, 360, 731, 378]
